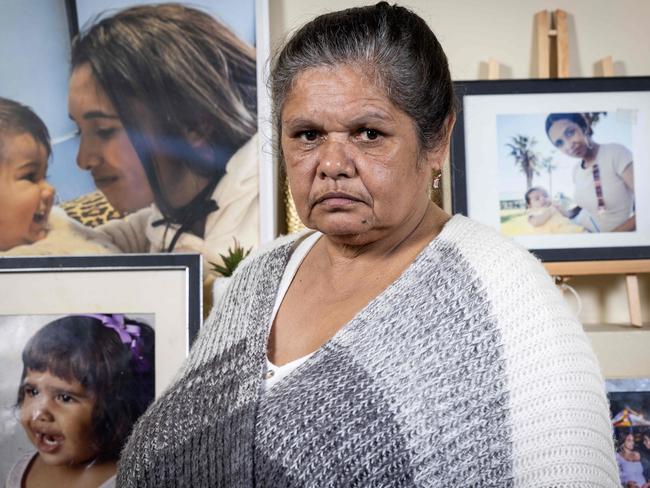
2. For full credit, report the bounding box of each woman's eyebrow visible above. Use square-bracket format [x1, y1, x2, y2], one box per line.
[348, 110, 395, 125]
[82, 110, 120, 120]
[67, 111, 119, 121]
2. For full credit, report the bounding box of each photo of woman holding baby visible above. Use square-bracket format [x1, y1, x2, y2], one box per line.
[68, 4, 260, 278]
[1, 3, 261, 284]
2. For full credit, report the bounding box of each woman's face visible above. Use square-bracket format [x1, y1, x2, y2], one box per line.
[281, 65, 440, 244]
[68, 64, 154, 213]
[0, 133, 54, 251]
[624, 434, 635, 451]
[20, 369, 98, 466]
[547, 119, 591, 159]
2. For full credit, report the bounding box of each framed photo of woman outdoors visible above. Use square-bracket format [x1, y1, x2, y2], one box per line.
[451, 77, 650, 262]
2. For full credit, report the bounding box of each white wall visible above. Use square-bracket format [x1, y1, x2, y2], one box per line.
[268, 0, 650, 329]
[270, 0, 650, 79]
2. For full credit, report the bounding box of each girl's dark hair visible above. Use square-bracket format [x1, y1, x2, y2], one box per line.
[271, 1, 455, 160]
[0, 97, 51, 159]
[544, 113, 590, 139]
[70, 3, 257, 219]
[17, 315, 155, 461]
[524, 186, 547, 206]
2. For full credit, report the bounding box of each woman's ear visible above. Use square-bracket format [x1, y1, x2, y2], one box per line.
[424, 113, 456, 171]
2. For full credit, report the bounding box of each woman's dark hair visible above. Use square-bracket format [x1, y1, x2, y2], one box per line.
[17, 315, 155, 461]
[70, 3, 257, 220]
[271, 1, 455, 161]
[616, 429, 636, 450]
[544, 113, 590, 139]
[0, 97, 51, 160]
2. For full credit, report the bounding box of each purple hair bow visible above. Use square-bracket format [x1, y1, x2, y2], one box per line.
[81, 313, 150, 374]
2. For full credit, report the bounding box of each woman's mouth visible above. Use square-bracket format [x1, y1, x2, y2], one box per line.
[92, 174, 119, 189]
[314, 192, 364, 208]
[34, 431, 64, 454]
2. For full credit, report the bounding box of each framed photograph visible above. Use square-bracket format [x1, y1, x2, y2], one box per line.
[0, 254, 200, 482]
[451, 77, 650, 261]
[0, 253, 201, 392]
[0, 0, 274, 266]
[606, 379, 650, 486]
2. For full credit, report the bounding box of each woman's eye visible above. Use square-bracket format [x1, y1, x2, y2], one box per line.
[96, 127, 117, 139]
[555, 139, 564, 148]
[565, 127, 576, 138]
[359, 128, 380, 141]
[299, 130, 319, 142]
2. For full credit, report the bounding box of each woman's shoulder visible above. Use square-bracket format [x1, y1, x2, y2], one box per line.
[599, 142, 633, 163]
[436, 214, 547, 276]
[433, 214, 564, 327]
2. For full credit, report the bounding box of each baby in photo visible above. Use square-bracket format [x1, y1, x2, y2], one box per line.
[0, 97, 118, 255]
[6, 314, 155, 488]
[525, 186, 586, 234]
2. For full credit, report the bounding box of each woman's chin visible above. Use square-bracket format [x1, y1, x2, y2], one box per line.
[310, 215, 374, 237]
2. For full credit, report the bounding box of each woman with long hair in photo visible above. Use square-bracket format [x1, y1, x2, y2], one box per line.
[68, 4, 259, 281]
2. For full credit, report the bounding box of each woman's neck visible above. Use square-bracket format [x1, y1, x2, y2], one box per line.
[582, 142, 600, 165]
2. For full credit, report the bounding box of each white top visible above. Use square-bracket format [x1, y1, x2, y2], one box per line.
[261, 231, 321, 391]
[5, 452, 116, 488]
[572, 142, 634, 232]
[96, 134, 260, 279]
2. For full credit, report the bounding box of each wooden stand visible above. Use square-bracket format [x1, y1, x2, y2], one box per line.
[544, 260, 648, 327]
[535, 9, 569, 78]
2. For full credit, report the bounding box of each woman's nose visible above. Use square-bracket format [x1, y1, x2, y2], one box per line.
[317, 140, 356, 179]
[76, 136, 100, 170]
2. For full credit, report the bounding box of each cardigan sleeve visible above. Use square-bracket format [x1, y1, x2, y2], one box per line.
[443, 217, 619, 487]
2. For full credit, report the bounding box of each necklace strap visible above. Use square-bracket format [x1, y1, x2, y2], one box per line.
[591, 163, 606, 212]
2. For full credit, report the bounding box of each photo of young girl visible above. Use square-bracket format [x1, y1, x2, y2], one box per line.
[1, 314, 155, 488]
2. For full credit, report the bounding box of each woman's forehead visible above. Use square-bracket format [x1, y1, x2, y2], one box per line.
[282, 65, 395, 121]
[548, 118, 580, 137]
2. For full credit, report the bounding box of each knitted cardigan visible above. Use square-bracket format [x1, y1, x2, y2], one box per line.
[117, 215, 618, 487]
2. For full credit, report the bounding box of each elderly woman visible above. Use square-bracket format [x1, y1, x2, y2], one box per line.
[67, 4, 259, 278]
[117, 3, 618, 486]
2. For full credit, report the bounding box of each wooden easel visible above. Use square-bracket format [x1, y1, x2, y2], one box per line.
[535, 9, 569, 78]
[532, 11, 645, 327]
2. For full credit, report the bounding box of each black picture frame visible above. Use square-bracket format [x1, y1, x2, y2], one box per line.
[451, 76, 650, 262]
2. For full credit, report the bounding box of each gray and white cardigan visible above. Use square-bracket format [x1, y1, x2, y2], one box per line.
[117, 215, 618, 487]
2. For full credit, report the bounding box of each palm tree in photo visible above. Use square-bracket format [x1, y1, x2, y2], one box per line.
[506, 135, 539, 190]
[539, 154, 557, 195]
